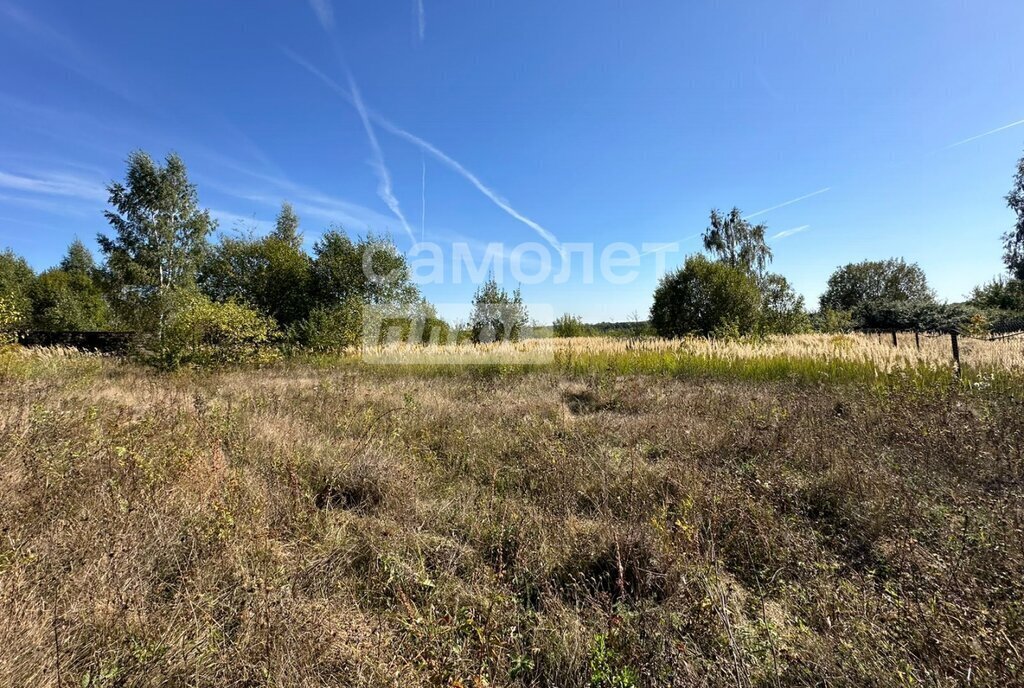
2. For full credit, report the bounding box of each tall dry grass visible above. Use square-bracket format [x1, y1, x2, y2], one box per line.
[1, 352, 1022, 685]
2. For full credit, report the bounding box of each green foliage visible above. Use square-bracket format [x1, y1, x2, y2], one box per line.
[589, 634, 637, 688]
[856, 300, 980, 333]
[0, 293, 20, 345]
[98, 151, 215, 337]
[819, 259, 935, 312]
[160, 292, 278, 367]
[702, 207, 772, 274]
[311, 230, 418, 308]
[30, 269, 111, 331]
[650, 254, 762, 337]
[969, 275, 1024, 311]
[293, 299, 365, 352]
[201, 231, 312, 328]
[469, 276, 528, 343]
[0, 248, 35, 328]
[757, 272, 810, 334]
[270, 201, 303, 251]
[811, 308, 855, 333]
[59, 238, 97, 275]
[1004, 149, 1024, 280]
[553, 313, 591, 338]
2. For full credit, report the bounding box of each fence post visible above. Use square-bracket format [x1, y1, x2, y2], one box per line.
[891, 330, 898, 347]
[915, 330, 920, 350]
[950, 331, 961, 380]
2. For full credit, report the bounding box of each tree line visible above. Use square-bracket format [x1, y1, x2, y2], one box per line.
[625, 147, 1024, 340]
[3, 147, 1024, 359]
[0, 151, 522, 364]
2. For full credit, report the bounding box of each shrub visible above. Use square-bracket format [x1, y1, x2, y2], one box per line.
[650, 255, 761, 337]
[160, 292, 278, 367]
[293, 299, 364, 352]
[0, 294, 20, 345]
[553, 313, 591, 338]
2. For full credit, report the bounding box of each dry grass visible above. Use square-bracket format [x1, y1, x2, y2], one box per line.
[1, 346, 1023, 686]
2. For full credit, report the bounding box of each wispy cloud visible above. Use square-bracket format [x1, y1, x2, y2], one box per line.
[946, 118, 1024, 149]
[285, 49, 562, 252]
[744, 188, 830, 219]
[0, 169, 106, 202]
[415, 0, 426, 41]
[209, 208, 274, 235]
[307, 0, 334, 31]
[0, 1, 145, 108]
[770, 224, 811, 240]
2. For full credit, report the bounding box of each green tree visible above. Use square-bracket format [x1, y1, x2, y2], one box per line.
[702, 207, 772, 275]
[1004, 150, 1024, 279]
[757, 272, 810, 334]
[650, 254, 761, 337]
[30, 241, 111, 331]
[270, 202, 303, 251]
[98, 151, 215, 342]
[469, 275, 527, 343]
[59, 238, 97, 275]
[311, 230, 418, 308]
[819, 259, 934, 312]
[0, 248, 35, 328]
[969, 275, 1024, 311]
[201, 229, 312, 328]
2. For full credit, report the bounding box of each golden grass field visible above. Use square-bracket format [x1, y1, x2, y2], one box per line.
[1, 337, 1023, 686]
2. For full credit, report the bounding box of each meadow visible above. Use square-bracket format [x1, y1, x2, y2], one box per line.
[1, 335, 1023, 686]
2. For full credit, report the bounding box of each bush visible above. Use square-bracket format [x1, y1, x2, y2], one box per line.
[812, 308, 855, 333]
[650, 255, 761, 337]
[0, 294, 20, 345]
[160, 292, 278, 367]
[553, 313, 591, 338]
[293, 299, 364, 352]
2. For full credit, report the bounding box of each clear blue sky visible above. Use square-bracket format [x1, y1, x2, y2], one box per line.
[1, 0, 1023, 321]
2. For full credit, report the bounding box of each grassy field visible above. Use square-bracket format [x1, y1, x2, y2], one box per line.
[1, 338, 1023, 686]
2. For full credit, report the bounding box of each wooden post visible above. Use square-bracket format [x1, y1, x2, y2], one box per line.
[891, 330, 898, 348]
[915, 330, 920, 350]
[951, 332, 961, 380]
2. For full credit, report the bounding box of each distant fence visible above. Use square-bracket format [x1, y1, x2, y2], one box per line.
[17, 331, 135, 354]
[862, 327, 1024, 379]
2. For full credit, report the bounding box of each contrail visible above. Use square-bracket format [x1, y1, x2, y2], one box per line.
[284, 48, 562, 252]
[307, 0, 334, 30]
[947, 118, 1024, 149]
[744, 187, 830, 219]
[374, 118, 562, 252]
[415, 0, 425, 41]
[296, 5, 416, 245]
[770, 224, 811, 240]
[344, 67, 416, 243]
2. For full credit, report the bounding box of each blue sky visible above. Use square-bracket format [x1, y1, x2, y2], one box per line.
[1, 0, 1023, 322]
